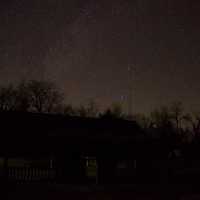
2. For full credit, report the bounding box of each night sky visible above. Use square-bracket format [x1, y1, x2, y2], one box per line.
[0, 0, 200, 114]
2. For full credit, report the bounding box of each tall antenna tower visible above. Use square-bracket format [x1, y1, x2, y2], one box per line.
[128, 66, 135, 117]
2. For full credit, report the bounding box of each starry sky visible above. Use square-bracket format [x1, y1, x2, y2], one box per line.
[0, 0, 200, 114]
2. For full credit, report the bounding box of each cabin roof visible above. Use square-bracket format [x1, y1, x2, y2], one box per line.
[0, 111, 144, 157]
[0, 111, 140, 136]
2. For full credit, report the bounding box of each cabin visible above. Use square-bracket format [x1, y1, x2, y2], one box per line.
[0, 111, 170, 184]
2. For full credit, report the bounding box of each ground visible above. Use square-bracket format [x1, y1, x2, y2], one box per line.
[3, 183, 200, 200]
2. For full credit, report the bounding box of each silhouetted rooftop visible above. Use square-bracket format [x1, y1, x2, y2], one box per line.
[0, 111, 143, 157]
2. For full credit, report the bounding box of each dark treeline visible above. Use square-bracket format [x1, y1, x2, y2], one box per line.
[0, 80, 125, 118]
[0, 80, 63, 113]
[2, 80, 200, 186]
[1, 80, 200, 147]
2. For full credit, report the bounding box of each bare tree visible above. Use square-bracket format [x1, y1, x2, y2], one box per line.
[27, 80, 64, 113]
[170, 101, 184, 130]
[150, 106, 172, 128]
[0, 80, 64, 113]
[100, 102, 125, 119]
[133, 113, 151, 129]
[0, 84, 17, 111]
[110, 102, 124, 118]
[85, 100, 99, 117]
[15, 81, 31, 112]
[182, 112, 200, 139]
[63, 104, 77, 116]
[75, 100, 99, 117]
[77, 105, 88, 117]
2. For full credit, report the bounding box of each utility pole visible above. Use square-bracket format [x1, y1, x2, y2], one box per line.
[128, 66, 135, 117]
